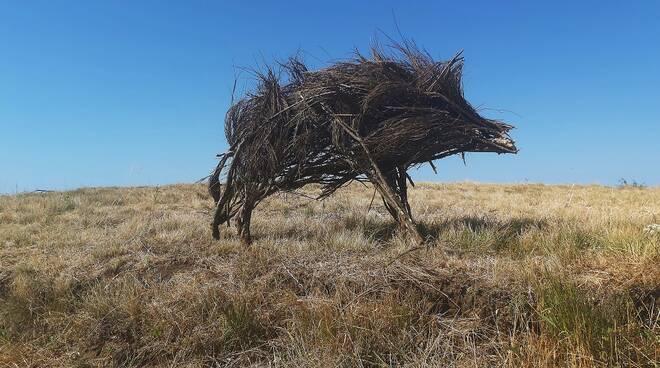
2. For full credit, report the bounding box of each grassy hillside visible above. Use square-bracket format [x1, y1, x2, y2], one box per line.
[0, 183, 658, 367]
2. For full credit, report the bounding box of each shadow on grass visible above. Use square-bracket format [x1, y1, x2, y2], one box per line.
[420, 216, 547, 238]
[348, 215, 548, 246]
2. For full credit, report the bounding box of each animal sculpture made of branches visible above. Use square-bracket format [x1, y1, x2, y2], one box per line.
[209, 42, 517, 244]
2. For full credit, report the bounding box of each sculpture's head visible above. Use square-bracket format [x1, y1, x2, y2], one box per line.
[339, 45, 518, 158]
[413, 53, 518, 155]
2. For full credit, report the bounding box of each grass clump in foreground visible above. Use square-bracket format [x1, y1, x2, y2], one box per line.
[0, 183, 658, 367]
[535, 277, 656, 366]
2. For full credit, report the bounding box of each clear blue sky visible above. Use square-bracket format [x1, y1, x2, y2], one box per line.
[2, 1, 659, 193]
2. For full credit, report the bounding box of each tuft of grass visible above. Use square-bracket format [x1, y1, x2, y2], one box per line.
[532, 277, 658, 366]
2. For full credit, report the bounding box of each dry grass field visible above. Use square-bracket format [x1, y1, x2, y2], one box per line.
[0, 182, 658, 367]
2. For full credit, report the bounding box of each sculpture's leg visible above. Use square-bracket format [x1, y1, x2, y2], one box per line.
[381, 197, 398, 221]
[327, 117, 422, 244]
[381, 170, 400, 220]
[368, 169, 423, 244]
[212, 189, 241, 240]
[236, 193, 255, 245]
[396, 166, 413, 219]
[381, 167, 414, 223]
[211, 180, 231, 240]
[211, 204, 226, 240]
[209, 148, 240, 240]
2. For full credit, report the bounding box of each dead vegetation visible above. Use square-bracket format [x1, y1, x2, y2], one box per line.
[209, 41, 516, 244]
[0, 183, 658, 367]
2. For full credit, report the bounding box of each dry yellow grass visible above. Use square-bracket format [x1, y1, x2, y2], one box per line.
[0, 183, 658, 367]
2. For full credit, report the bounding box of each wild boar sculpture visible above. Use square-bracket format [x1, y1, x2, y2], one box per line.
[209, 42, 517, 244]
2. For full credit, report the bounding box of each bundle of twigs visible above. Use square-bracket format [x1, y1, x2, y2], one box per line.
[210, 42, 517, 244]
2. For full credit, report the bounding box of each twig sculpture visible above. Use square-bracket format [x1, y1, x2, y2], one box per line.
[209, 42, 517, 244]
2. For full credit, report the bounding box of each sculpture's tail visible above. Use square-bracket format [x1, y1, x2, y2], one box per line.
[208, 152, 234, 203]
